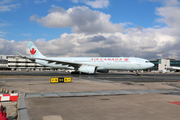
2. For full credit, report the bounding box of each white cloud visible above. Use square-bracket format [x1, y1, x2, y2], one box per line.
[22, 33, 32, 37]
[0, 0, 20, 12]
[34, 0, 47, 4]
[1, 28, 180, 59]
[156, 6, 180, 29]
[27, 0, 180, 59]
[0, 0, 12, 5]
[0, 3, 20, 12]
[120, 22, 134, 26]
[71, 0, 109, 8]
[0, 20, 10, 27]
[71, 0, 79, 3]
[30, 6, 123, 34]
[165, 0, 179, 6]
[2, 0, 180, 60]
[0, 38, 27, 55]
[0, 31, 5, 33]
[85, 0, 109, 8]
[17, 31, 179, 59]
[0, 31, 6, 37]
[153, 25, 160, 28]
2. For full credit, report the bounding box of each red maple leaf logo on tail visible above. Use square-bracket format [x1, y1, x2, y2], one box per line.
[30, 48, 36, 55]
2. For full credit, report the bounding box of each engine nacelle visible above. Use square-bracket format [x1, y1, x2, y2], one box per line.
[78, 65, 97, 74]
[97, 70, 109, 73]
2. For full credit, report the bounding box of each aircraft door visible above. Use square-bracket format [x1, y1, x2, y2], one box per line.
[136, 59, 141, 69]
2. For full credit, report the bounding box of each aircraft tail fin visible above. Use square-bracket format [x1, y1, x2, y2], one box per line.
[27, 41, 45, 58]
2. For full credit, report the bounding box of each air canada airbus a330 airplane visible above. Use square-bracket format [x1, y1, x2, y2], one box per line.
[17, 41, 154, 74]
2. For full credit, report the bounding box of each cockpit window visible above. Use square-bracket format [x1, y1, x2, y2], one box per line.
[145, 61, 150, 63]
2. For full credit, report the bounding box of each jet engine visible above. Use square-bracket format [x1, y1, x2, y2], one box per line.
[78, 65, 97, 74]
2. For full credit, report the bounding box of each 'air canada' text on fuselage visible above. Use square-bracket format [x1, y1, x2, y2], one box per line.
[91, 58, 129, 61]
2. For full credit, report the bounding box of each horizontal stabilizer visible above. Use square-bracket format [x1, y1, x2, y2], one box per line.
[16, 52, 25, 58]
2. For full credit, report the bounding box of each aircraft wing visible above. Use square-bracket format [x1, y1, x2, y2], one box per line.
[16, 52, 97, 68]
[30, 57, 82, 67]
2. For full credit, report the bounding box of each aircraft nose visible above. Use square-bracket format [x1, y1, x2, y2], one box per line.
[150, 63, 154, 68]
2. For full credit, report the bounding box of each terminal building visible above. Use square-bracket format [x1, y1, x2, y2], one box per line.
[0, 55, 53, 71]
[150, 58, 180, 72]
[0, 55, 180, 72]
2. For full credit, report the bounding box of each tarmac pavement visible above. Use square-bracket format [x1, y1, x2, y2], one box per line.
[0, 71, 180, 120]
[25, 94, 180, 120]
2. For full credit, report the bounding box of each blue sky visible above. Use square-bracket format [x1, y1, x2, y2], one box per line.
[1, 0, 163, 41]
[0, 0, 180, 60]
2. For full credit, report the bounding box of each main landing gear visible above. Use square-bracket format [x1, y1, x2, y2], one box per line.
[135, 70, 141, 76]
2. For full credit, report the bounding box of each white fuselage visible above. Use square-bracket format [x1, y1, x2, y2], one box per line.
[35, 57, 154, 71]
